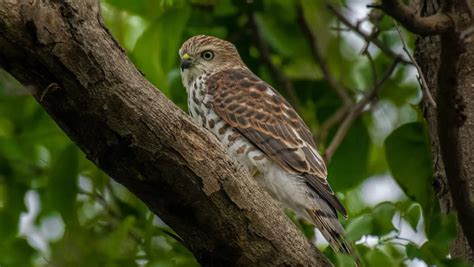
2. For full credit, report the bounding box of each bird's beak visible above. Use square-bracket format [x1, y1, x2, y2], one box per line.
[181, 53, 192, 71]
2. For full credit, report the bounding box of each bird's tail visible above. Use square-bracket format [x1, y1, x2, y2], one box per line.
[306, 207, 354, 255]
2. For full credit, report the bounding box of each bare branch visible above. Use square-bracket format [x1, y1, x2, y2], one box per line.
[393, 20, 437, 108]
[317, 104, 350, 146]
[297, 5, 353, 106]
[324, 58, 400, 162]
[327, 3, 412, 65]
[368, 0, 454, 35]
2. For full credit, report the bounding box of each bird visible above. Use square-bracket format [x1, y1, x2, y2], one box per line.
[179, 35, 353, 255]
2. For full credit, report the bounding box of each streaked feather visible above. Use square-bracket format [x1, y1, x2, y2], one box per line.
[206, 68, 347, 216]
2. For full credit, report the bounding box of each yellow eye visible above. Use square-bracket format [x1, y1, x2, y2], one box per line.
[201, 50, 214, 61]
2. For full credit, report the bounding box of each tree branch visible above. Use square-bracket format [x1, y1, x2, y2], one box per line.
[297, 5, 353, 106]
[325, 58, 400, 162]
[369, 0, 454, 35]
[393, 20, 437, 108]
[0, 1, 330, 266]
[382, 0, 474, 258]
[327, 3, 412, 65]
[436, 25, 474, 255]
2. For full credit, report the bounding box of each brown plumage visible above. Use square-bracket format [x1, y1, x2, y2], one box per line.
[179, 35, 354, 256]
[207, 68, 347, 216]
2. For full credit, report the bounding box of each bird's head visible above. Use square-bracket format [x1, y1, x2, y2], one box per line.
[178, 35, 246, 87]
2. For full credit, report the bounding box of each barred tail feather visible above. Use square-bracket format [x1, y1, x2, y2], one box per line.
[306, 207, 353, 255]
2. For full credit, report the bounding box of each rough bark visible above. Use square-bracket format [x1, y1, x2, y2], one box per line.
[379, 0, 453, 35]
[413, 0, 474, 263]
[0, 0, 329, 266]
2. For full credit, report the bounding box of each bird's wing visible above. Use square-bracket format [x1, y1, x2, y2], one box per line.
[207, 68, 346, 216]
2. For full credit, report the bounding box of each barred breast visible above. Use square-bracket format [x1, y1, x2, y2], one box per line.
[186, 74, 324, 223]
[187, 74, 269, 174]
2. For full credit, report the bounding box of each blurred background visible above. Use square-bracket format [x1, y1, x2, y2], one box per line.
[0, 0, 464, 266]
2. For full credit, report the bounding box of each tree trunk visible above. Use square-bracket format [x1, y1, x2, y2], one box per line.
[414, 0, 474, 263]
[0, 0, 329, 266]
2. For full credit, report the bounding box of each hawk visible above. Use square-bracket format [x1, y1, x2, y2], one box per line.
[179, 35, 352, 254]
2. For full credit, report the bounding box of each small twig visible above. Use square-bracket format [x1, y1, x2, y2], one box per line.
[248, 13, 301, 109]
[393, 20, 437, 108]
[40, 83, 59, 102]
[366, 3, 382, 9]
[324, 58, 400, 162]
[359, 23, 379, 85]
[162, 229, 185, 244]
[328, 26, 352, 32]
[364, 50, 378, 85]
[297, 5, 353, 106]
[78, 188, 121, 218]
[327, 3, 412, 65]
[317, 104, 350, 146]
[359, 26, 380, 58]
[78, 188, 144, 244]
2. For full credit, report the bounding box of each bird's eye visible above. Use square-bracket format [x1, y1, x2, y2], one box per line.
[201, 50, 214, 61]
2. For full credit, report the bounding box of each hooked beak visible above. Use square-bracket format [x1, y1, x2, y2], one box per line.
[180, 53, 192, 71]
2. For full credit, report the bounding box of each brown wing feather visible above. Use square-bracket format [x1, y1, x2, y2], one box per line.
[207, 68, 346, 216]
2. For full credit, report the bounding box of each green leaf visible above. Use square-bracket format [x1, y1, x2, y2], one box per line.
[408, 214, 457, 265]
[0, 238, 34, 267]
[365, 248, 397, 267]
[47, 144, 79, 223]
[98, 216, 138, 259]
[405, 243, 422, 260]
[103, 0, 185, 18]
[379, 65, 419, 106]
[132, 7, 190, 94]
[426, 213, 457, 248]
[255, 4, 320, 80]
[371, 202, 396, 236]
[405, 203, 421, 230]
[345, 215, 373, 241]
[328, 118, 370, 191]
[384, 122, 435, 220]
[441, 258, 470, 267]
[334, 253, 357, 267]
[0, 175, 27, 240]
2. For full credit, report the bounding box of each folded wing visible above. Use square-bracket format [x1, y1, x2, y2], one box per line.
[207, 68, 346, 216]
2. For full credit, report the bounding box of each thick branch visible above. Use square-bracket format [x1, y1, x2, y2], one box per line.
[437, 28, 474, 254]
[374, 0, 454, 35]
[413, 0, 474, 262]
[0, 1, 329, 266]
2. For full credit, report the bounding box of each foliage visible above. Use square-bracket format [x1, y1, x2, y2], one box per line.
[0, 0, 467, 266]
